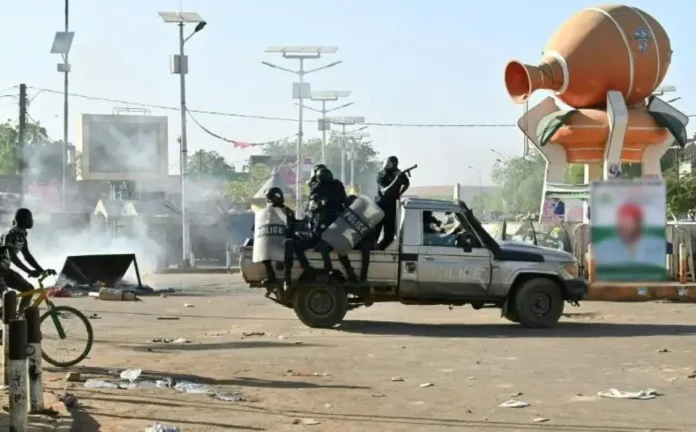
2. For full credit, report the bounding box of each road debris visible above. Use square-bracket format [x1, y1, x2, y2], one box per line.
[657, 348, 670, 353]
[183, 303, 194, 307]
[120, 369, 142, 382]
[597, 388, 660, 400]
[58, 392, 78, 408]
[509, 391, 523, 397]
[173, 338, 191, 344]
[293, 418, 320, 425]
[64, 372, 82, 382]
[242, 331, 266, 337]
[371, 393, 386, 398]
[533, 417, 550, 423]
[391, 376, 405, 382]
[84, 379, 119, 389]
[145, 423, 181, 432]
[499, 400, 530, 408]
[419, 382, 434, 388]
[157, 317, 180, 321]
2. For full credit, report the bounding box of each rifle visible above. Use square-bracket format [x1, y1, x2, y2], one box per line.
[399, 164, 418, 178]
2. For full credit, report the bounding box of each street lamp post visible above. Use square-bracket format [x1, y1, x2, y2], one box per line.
[468, 165, 485, 215]
[50, 2, 74, 210]
[304, 90, 352, 164]
[159, 11, 207, 265]
[263, 46, 341, 212]
[328, 117, 366, 183]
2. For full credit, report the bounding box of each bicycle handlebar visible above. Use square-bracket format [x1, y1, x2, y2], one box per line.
[37, 270, 56, 283]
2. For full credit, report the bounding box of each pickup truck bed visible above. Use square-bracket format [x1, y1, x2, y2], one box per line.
[240, 246, 399, 286]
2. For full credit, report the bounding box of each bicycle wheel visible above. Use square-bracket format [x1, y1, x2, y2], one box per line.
[40, 305, 94, 367]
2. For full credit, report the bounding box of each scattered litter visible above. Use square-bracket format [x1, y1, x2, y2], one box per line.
[160, 294, 168, 298]
[88, 292, 99, 298]
[242, 331, 265, 337]
[88, 313, 101, 320]
[499, 400, 530, 408]
[278, 335, 286, 340]
[153, 338, 173, 343]
[58, 392, 78, 408]
[157, 317, 180, 321]
[509, 391, 523, 397]
[84, 379, 119, 389]
[120, 369, 142, 383]
[99, 287, 137, 301]
[371, 393, 386, 398]
[145, 423, 181, 432]
[211, 392, 245, 402]
[687, 371, 696, 379]
[293, 418, 320, 425]
[391, 377, 405, 382]
[419, 383, 434, 388]
[597, 388, 660, 400]
[64, 372, 82, 382]
[174, 382, 211, 394]
[294, 341, 303, 345]
[466, 376, 476, 381]
[658, 348, 670, 353]
[173, 338, 191, 344]
[47, 287, 71, 298]
[323, 403, 332, 408]
[183, 303, 194, 308]
[312, 372, 330, 377]
[533, 417, 550, 423]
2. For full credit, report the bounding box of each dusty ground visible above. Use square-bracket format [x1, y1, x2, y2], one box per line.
[26, 274, 696, 431]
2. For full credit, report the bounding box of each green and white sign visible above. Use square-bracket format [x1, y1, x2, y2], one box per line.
[590, 179, 667, 282]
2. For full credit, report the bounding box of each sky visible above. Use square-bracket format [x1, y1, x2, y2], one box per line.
[0, 0, 694, 187]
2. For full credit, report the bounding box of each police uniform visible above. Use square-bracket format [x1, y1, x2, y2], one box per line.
[375, 168, 409, 250]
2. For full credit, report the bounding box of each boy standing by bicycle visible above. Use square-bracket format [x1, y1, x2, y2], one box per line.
[0, 208, 55, 312]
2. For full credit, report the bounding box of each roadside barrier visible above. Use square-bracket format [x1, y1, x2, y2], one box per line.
[8, 318, 28, 431]
[26, 306, 44, 413]
[3, 290, 16, 386]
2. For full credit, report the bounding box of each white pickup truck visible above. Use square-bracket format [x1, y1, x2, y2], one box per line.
[240, 198, 587, 329]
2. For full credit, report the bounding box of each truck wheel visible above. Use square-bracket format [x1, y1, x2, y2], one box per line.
[293, 285, 348, 329]
[503, 306, 519, 323]
[514, 278, 564, 328]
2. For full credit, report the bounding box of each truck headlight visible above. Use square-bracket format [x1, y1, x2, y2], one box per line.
[560, 261, 578, 278]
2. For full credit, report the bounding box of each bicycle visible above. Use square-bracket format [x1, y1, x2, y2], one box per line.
[13, 271, 94, 367]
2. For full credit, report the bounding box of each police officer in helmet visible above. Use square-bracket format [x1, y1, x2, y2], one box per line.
[283, 192, 335, 295]
[261, 187, 295, 285]
[375, 156, 410, 250]
[310, 167, 347, 221]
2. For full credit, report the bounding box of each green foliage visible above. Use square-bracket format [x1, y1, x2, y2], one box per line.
[187, 149, 236, 180]
[223, 178, 263, 206]
[263, 132, 381, 196]
[664, 167, 696, 218]
[490, 150, 546, 215]
[0, 119, 71, 181]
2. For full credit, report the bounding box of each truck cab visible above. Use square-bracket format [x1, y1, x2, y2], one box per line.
[240, 198, 587, 329]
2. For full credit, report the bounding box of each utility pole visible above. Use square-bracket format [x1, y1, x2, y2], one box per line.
[63, 0, 69, 210]
[18, 84, 27, 205]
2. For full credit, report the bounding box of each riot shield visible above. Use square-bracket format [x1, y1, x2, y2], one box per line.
[252, 207, 288, 263]
[322, 195, 384, 255]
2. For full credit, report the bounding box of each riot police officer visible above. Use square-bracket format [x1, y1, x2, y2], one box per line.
[310, 167, 347, 222]
[375, 156, 410, 250]
[282, 193, 336, 294]
[261, 187, 295, 285]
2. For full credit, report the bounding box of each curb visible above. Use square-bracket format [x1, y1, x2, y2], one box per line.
[156, 267, 240, 275]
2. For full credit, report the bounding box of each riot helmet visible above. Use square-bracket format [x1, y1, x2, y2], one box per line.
[385, 156, 399, 171]
[312, 164, 327, 176]
[346, 194, 358, 206]
[308, 193, 327, 211]
[265, 187, 284, 207]
[316, 167, 334, 184]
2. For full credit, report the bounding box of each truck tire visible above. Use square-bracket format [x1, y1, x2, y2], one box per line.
[293, 285, 348, 329]
[503, 306, 519, 323]
[514, 278, 564, 328]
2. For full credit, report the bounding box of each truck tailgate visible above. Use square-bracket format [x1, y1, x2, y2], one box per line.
[240, 246, 399, 286]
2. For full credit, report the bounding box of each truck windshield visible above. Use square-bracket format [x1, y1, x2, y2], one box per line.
[457, 202, 503, 255]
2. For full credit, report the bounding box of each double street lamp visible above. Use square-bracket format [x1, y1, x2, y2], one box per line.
[158, 10, 207, 265]
[262, 46, 342, 212]
[328, 116, 366, 184]
[298, 90, 352, 164]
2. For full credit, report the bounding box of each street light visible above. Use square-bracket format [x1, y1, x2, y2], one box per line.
[308, 90, 351, 164]
[159, 10, 207, 265]
[50, 0, 74, 210]
[468, 165, 485, 215]
[328, 116, 365, 183]
[345, 131, 370, 187]
[263, 46, 341, 212]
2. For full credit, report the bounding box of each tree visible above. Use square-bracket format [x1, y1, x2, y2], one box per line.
[0, 119, 70, 182]
[223, 178, 263, 208]
[187, 149, 236, 180]
[263, 132, 382, 196]
[491, 150, 546, 215]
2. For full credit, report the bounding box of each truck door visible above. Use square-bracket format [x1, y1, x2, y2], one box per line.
[416, 210, 492, 298]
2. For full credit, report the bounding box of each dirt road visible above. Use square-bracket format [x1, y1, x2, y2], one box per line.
[30, 274, 696, 431]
